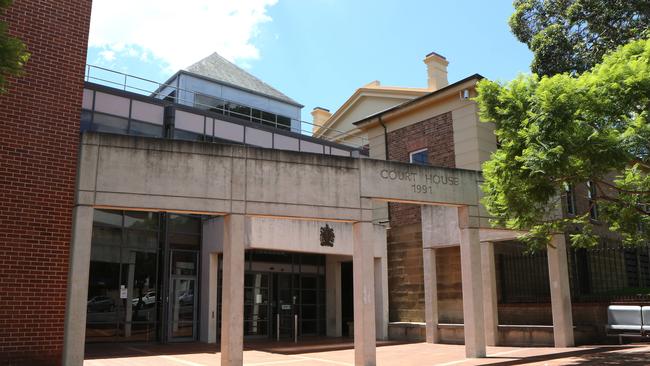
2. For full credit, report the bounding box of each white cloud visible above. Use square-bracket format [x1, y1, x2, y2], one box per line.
[89, 0, 278, 71]
[98, 50, 116, 62]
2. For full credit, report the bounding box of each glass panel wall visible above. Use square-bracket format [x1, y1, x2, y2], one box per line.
[86, 210, 161, 343]
[86, 210, 202, 343]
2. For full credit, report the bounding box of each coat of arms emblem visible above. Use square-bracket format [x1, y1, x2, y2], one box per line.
[320, 224, 335, 247]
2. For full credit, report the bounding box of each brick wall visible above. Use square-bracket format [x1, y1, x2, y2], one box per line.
[386, 111, 455, 227]
[385, 111, 456, 322]
[0, 1, 91, 364]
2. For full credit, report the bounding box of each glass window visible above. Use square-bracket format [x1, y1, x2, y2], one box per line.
[168, 214, 201, 234]
[94, 209, 122, 227]
[565, 184, 576, 216]
[129, 120, 162, 137]
[410, 148, 429, 165]
[227, 103, 251, 120]
[195, 94, 225, 114]
[587, 181, 599, 220]
[92, 112, 129, 134]
[170, 250, 197, 276]
[124, 211, 158, 230]
[276, 116, 291, 131]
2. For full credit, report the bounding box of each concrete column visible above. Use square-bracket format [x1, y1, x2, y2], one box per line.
[62, 205, 94, 366]
[374, 256, 388, 340]
[422, 247, 439, 343]
[547, 234, 575, 347]
[221, 214, 245, 366]
[201, 216, 223, 343]
[458, 206, 486, 358]
[200, 252, 219, 343]
[353, 222, 376, 366]
[481, 242, 498, 346]
[326, 256, 343, 337]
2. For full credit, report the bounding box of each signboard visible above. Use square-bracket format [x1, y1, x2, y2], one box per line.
[120, 285, 127, 299]
[281, 304, 291, 310]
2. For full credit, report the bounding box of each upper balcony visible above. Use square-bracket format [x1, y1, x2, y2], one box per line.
[81, 65, 368, 157]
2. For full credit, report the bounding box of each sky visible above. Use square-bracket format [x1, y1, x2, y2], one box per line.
[86, 0, 533, 123]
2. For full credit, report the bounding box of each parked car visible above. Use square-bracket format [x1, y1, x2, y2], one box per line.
[132, 291, 156, 309]
[87, 296, 115, 312]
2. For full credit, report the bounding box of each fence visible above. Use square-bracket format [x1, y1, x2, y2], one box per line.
[497, 240, 650, 304]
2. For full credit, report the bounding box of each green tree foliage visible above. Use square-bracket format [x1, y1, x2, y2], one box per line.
[476, 38, 650, 250]
[510, 0, 650, 76]
[0, 0, 29, 93]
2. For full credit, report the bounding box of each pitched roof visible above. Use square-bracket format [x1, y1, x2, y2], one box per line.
[185, 52, 302, 107]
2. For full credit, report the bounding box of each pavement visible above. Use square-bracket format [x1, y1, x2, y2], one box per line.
[84, 338, 650, 365]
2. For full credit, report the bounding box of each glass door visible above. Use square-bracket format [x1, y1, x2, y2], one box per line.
[168, 250, 198, 341]
[274, 273, 295, 340]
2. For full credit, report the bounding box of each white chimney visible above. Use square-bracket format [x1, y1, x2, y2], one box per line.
[311, 107, 332, 134]
[423, 51, 449, 91]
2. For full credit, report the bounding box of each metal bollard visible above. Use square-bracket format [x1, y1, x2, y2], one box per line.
[276, 313, 280, 341]
[294, 314, 298, 343]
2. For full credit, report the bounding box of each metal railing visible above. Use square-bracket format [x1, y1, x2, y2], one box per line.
[497, 241, 650, 304]
[84, 64, 369, 150]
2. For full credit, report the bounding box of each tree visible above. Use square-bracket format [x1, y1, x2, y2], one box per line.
[510, 0, 650, 76]
[476, 38, 650, 250]
[0, 0, 29, 93]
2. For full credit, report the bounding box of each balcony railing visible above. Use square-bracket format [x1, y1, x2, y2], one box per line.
[84, 64, 368, 150]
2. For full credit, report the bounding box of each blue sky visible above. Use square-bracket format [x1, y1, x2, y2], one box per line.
[87, 0, 532, 122]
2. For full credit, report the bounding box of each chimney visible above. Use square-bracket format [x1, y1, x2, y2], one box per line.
[311, 107, 332, 134]
[423, 51, 449, 91]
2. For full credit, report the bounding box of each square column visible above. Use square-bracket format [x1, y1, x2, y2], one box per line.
[458, 206, 486, 358]
[353, 222, 376, 366]
[422, 247, 439, 343]
[201, 217, 222, 344]
[62, 205, 94, 366]
[374, 255, 389, 340]
[481, 242, 498, 346]
[326, 256, 343, 337]
[221, 214, 246, 366]
[547, 234, 575, 347]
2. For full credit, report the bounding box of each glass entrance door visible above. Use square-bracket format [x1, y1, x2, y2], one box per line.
[168, 250, 198, 341]
[274, 273, 295, 339]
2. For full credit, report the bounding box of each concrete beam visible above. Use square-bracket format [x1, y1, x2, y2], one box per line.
[62, 205, 94, 366]
[458, 206, 486, 358]
[221, 214, 245, 366]
[353, 222, 376, 365]
[481, 242, 498, 346]
[548, 234, 575, 347]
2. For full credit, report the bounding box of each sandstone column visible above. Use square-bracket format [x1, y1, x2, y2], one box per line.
[221, 214, 245, 366]
[458, 206, 486, 358]
[547, 234, 575, 347]
[481, 241, 499, 346]
[62, 205, 95, 366]
[423, 247, 439, 343]
[353, 222, 376, 365]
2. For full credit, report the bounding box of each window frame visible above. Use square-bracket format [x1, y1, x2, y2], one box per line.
[409, 148, 429, 165]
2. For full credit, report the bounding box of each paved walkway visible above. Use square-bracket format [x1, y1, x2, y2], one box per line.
[84, 339, 650, 365]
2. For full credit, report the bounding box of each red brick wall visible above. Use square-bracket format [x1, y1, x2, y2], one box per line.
[0, 1, 91, 364]
[386, 111, 455, 227]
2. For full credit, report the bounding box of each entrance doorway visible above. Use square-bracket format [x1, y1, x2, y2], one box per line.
[219, 250, 327, 340]
[168, 250, 198, 341]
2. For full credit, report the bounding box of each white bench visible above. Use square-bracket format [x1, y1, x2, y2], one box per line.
[606, 305, 649, 343]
